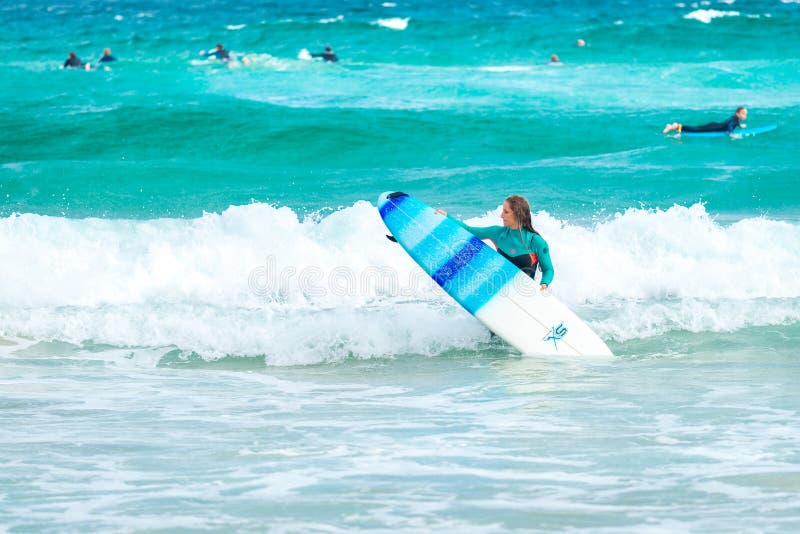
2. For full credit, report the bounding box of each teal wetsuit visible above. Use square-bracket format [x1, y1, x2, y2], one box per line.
[452, 219, 554, 285]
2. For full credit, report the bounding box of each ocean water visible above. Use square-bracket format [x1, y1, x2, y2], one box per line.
[2, 0, 800, 531]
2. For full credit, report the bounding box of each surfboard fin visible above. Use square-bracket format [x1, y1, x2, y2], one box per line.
[386, 234, 398, 242]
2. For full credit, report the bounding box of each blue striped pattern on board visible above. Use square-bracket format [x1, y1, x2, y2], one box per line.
[378, 192, 520, 314]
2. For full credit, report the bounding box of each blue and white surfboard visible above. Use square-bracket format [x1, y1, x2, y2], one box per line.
[674, 124, 777, 138]
[378, 192, 613, 357]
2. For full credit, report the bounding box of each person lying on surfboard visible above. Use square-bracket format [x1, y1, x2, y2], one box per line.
[200, 44, 231, 61]
[97, 48, 116, 64]
[63, 51, 85, 69]
[435, 195, 553, 290]
[310, 45, 338, 62]
[662, 107, 747, 135]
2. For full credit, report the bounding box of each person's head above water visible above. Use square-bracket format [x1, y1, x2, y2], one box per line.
[550, 54, 560, 63]
[736, 106, 748, 120]
[502, 195, 535, 232]
[68, 51, 77, 59]
[103, 48, 111, 56]
[325, 46, 333, 52]
[216, 44, 224, 51]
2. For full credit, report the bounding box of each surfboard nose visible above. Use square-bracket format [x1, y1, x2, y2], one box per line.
[378, 191, 408, 206]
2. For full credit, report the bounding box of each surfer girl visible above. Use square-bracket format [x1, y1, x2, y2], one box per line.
[436, 195, 553, 290]
[662, 107, 747, 135]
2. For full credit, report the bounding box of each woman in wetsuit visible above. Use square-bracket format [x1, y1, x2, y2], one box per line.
[663, 107, 747, 135]
[436, 195, 554, 290]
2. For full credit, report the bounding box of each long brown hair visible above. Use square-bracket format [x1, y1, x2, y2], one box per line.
[505, 195, 539, 235]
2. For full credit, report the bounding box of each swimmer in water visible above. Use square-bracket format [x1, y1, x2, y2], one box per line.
[97, 48, 116, 64]
[311, 46, 338, 62]
[63, 51, 84, 69]
[200, 44, 231, 61]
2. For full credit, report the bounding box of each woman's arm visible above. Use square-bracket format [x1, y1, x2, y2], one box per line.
[532, 234, 554, 287]
[435, 209, 501, 240]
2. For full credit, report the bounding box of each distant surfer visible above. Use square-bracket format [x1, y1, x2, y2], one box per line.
[436, 195, 554, 290]
[97, 48, 116, 64]
[662, 107, 747, 135]
[311, 46, 338, 62]
[549, 54, 561, 65]
[200, 43, 231, 61]
[63, 51, 85, 69]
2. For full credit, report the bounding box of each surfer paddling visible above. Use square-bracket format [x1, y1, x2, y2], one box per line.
[199, 43, 231, 61]
[310, 45, 338, 62]
[63, 51, 87, 69]
[436, 195, 553, 290]
[97, 48, 116, 64]
[663, 107, 747, 135]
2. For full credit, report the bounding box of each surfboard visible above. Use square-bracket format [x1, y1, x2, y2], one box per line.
[674, 125, 777, 138]
[378, 192, 613, 358]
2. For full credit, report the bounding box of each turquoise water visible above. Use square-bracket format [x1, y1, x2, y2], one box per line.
[3, 0, 800, 530]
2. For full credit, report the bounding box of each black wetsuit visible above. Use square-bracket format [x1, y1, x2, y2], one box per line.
[682, 115, 741, 134]
[64, 56, 83, 68]
[98, 55, 116, 63]
[311, 52, 338, 62]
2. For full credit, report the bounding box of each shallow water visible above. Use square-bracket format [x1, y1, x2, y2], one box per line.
[3, 335, 800, 531]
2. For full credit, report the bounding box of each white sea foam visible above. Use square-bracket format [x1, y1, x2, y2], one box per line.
[374, 17, 409, 30]
[1, 202, 799, 360]
[234, 52, 296, 70]
[319, 15, 343, 23]
[684, 9, 740, 23]
[226, 24, 246, 30]
[479, 66, 533, 73]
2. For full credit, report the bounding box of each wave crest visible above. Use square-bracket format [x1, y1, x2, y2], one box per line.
[2, 201, 799, 359]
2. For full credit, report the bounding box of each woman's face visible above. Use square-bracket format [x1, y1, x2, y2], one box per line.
[501, 201, 517, 228]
